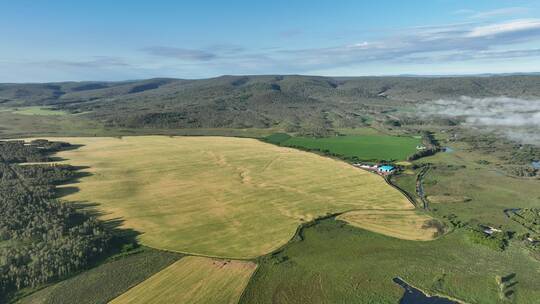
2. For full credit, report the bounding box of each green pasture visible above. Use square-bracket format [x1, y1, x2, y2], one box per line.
[240, 219, 540, 304]
[416, 143, 540, 229]
[280, 135, 421, 161]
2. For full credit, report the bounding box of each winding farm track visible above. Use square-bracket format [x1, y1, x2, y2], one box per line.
[383, 175, 418, 208]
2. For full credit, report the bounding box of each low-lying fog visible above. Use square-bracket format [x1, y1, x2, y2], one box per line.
[420, 96, 540, 146]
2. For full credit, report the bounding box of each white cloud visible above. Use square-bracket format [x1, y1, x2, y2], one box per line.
[421, 96, 540, 145]
[469, 7, 529, 19]
[467, 19, 540, 38]
[141, 47, 217, 61]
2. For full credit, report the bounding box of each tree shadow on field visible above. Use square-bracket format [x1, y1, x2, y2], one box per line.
[69, 200, 142, 253]
[46, 143, 85, 162]
[55, 166, 92, 197]
[56, 150, 142, 252]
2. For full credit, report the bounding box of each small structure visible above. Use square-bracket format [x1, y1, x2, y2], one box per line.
[480, 225, 502, 235]
[416, 145, 427, 150]
[377, 165, 396, 174]
[354, 163, 397, 176]
[526, 237, 539, 245]
[354, 163, 378, 170]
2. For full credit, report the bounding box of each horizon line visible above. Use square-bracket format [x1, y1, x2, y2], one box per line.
[2, 71, 540, 84]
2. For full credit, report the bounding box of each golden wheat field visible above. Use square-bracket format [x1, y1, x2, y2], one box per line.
[109, 256, 256, 304]
[337, 210, 438, 240]
[47, 136, 416, 258]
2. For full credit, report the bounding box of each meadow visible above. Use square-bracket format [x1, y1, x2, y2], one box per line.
[47, 136, 415, 258]
[415, 142, 540, 230]
[279, 135, 421, 161]
[240, 219, 540, 304]
[7, 106, 69, 116]
[0, 109, 278, 139]
[110, 256, 256, 304]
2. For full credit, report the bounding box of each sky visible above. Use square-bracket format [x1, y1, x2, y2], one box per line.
[1, 0, 540, 82]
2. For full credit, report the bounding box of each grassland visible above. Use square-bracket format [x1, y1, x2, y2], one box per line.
[0, 109, 279, 139]
[110, 256, 256, 304]
[44, 136, 414, 258]
[280, 135, 421, 161]
[415, 142, 540, 229]
[337, 210, 438, 240]
[240, 219, 540, 304]
[17, 248, 181, 304]
[0, 111, 106, 138]
[5, 106, 69, 116]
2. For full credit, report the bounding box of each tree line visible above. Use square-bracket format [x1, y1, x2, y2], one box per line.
[0, 140, 110, 297]
[407, 131, 441, 161]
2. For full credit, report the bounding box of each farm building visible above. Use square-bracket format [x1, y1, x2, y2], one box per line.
[354, 163, 397, 176]
[354, 163, 378, 170]
[377, 165, 396, 174]
[480, 225, 502, 235]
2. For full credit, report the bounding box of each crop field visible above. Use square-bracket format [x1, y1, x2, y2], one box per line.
[280, 135, 421, 161]
[110, 256, 256, 304]
[240, 219, 540, 304]
[337, 210, 438, 240]
[17, 249, 181, 304]
[46, 136, 414, 258]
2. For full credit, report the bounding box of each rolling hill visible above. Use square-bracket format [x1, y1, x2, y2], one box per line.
[2, 75, 540, 132]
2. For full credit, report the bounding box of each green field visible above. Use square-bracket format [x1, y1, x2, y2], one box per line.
[17, 248, 181, 304]
[414, 142, 540, 229]
[280, 135, 421, 161]
[110, 256, 256, 304]
[240, 219, 540, 304]
[45, 136, 415, 258]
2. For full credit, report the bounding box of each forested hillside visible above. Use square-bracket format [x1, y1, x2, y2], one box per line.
[2, 75, 540, 132]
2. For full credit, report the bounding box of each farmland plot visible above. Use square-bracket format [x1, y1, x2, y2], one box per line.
[47, 136, 416, 258]
[110, 256, 256, 304]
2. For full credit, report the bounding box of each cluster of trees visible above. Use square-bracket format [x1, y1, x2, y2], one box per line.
[466, 227, 511, 251]
[408, 131, 441, 161]
[0, 140, 110, 294]
[0, 140, 70, 163]
[460, 133, 540, 177]
[421, 219, 446, 237]
[510, 209, 540, 233]
[504, 165, 538, 178]
[509, 209, 540, 259]
[495, 273, 517, 301]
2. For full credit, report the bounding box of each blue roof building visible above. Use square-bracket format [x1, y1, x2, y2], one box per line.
[378, 165, 395, 172]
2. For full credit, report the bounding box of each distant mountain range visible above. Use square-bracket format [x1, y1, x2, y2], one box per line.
[1, 75, 539, 131]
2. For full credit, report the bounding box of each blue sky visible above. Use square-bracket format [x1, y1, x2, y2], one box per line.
[1, 0, 540, 82]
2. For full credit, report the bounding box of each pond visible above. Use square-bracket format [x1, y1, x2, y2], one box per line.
[393, 277, 458, 304]
[442, 147, 454, 153]
[532, 161, 540, 169]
